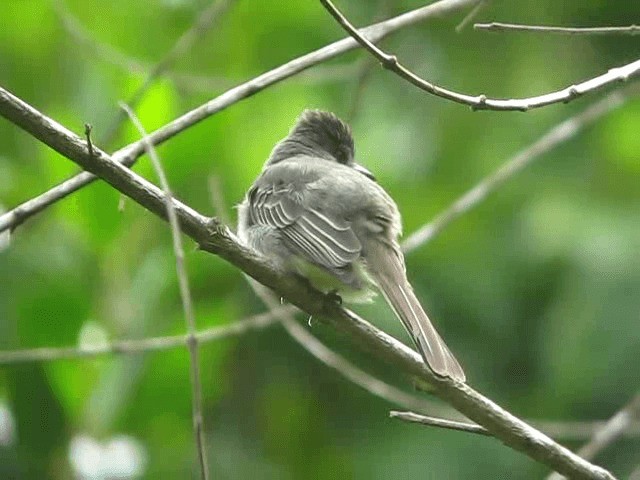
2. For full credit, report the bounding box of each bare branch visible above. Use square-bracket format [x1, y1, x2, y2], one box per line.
[0, 0, 479, 234]
[401, 88, 634, 253]
[52, 0, 148, 74]
[547, 392, 640, 480]
[0, 86, 616, 480]
[475, 22, 640, 35]
[347, 60, 376, 122]
[207, 175, 232, 226]
[0, 308, 286, 364]
[52, 0, 356, 95]
[533, 420, 640, 441]
[102, 0, 235, 146]
[390, 410, 490, 435]
[320, 0, 640, 111]
[390, 411, 640, 444]
[121, 103, 209, 479]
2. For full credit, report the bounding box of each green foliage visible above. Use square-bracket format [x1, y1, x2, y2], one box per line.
[1, 0, 639, 478]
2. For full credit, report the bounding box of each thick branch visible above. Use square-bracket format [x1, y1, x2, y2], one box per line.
[0, 0, 479, 234]
[0, 85, 615, 480]
[320, 0, 640, 111]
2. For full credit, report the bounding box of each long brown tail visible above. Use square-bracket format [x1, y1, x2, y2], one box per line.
[366, 241, 466, 382]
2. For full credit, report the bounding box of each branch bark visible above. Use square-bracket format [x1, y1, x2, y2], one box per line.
[0, 85, 616, 480]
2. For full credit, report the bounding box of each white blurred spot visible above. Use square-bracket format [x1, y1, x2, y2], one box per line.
[69, 435, 103, 478]
[0, 402, 16, 447]
[102, 436, 147, 478]
[77, 321, 109, 352]
[69, 434, 147, 479]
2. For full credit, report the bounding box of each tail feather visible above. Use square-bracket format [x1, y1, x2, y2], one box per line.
[367, 242, 466, 382]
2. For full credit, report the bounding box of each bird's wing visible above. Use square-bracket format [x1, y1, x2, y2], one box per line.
[248, 184, 361, 269]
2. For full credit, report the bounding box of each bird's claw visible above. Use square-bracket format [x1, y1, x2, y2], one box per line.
[325, 289, 343, 305]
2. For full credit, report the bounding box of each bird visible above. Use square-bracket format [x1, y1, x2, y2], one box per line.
[237, 110, 465, 382]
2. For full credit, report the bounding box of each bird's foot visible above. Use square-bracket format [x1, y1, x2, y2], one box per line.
[325, 289, 343, 306]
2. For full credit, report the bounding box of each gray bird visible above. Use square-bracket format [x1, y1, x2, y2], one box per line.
[238, 110, 465, 382]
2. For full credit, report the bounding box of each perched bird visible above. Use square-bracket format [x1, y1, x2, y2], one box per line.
[238, 110, 465, 382]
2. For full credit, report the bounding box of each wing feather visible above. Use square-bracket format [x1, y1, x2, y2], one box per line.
[247, 185, 361, 269]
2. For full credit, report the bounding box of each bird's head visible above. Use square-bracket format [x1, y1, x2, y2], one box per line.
[267, 110, 375, 180]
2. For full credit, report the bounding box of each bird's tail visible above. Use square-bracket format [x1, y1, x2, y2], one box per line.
[366, 241, 466, 382]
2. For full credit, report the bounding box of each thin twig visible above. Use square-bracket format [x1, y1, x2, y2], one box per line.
[533, 419, 640, 441]
[120, 103, 209, 480]
[52, 0, 148, 74]
[207, 175, 232, 226]
[102, 0, 235, 146]
[346, 0, 391, 122]
[0, 86, 616, 480]
[390, 411, 640, 441]
[390, 410, 490, 435]
[547, 392, 640, 480]
[475, 22, 640, 35]
[347, 59, 376, 122]
[53, 0, 360, 95]
[455, 0, 488, 32]
[84, 123, 94, 157]
[401, 88, 633, 253]
[320, 0, 640, 111]
[0, 308, 287, 365]
[0, 0, 480, 235]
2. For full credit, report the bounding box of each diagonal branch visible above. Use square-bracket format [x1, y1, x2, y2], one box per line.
[101, 0, 235, 146]
[0, 85, 616, 480]
[474, 22, 640, 35]
[320, 0, 640, 111]
[401, 88, 634, 253]
[0, 0, 480, 234]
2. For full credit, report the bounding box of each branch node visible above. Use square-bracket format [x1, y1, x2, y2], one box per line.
[380, 54, 398, 69]
[471, 94, 487, 111]
[186, 333, 199, 349]
[564, 86, 580, 103]
[84, 123, 94, 158]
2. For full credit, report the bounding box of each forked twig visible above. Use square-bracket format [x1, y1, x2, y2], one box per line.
[320, 0, 640, 111]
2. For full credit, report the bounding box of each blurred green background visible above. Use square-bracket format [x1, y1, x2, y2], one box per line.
[1, 0, 640, 478]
